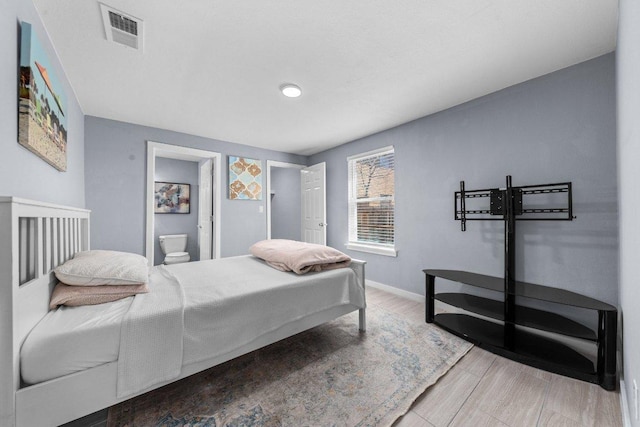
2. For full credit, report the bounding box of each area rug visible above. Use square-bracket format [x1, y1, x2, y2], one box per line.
[107, 306, 472, 426]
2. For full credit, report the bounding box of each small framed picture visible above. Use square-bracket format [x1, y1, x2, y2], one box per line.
[154, 182, 190, 214]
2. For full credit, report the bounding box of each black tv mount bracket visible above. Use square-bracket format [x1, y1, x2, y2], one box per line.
[455, 175, 575, 232]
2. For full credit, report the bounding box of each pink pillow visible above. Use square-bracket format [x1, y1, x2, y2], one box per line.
[50, 282, 149, 309]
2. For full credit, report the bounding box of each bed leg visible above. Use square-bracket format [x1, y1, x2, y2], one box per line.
[359, 308, 366, 332]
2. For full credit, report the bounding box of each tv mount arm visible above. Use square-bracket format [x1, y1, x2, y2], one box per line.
[456, 176, 574, 232]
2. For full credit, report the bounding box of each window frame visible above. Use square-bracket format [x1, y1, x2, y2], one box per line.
[346, 146, 397, 257]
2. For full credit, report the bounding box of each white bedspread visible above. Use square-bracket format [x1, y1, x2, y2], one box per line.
[20, 298, 132, 385]
[175, 256, 364, 366]
[116, 265, 184, 398]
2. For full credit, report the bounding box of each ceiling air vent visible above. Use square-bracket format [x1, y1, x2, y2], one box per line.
[100, 3, 143, 51]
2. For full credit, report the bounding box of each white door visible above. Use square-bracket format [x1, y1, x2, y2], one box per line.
[301, 162, 326, 245]
[198, 159, 213, 260]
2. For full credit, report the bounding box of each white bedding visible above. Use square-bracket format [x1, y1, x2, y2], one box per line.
[178, 255, 364, 365]
[117, 265, 184, 397]
[21, 255, 365, 394]
[20, 298, 132, 385]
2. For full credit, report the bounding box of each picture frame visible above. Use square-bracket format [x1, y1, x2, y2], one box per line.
[18, 22, 68, 171]
[228, 156, 263, 200]
[154, 182, 190, 214]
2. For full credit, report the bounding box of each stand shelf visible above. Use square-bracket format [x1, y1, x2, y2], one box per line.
[425, 269, 617, 390]
[435, 293, 596, 340]
[434, 313, 595, 381]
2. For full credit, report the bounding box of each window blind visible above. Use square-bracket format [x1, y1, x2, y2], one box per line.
[348, 147, 395, 247]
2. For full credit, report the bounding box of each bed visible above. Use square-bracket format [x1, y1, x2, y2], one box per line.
[0, 197, 366, 427]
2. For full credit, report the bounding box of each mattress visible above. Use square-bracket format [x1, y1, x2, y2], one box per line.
[21, 256, 364, 386]
[20, 297, 132, 385]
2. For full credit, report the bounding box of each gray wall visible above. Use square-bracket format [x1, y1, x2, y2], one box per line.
[618, 0, 640, 423]
[84, 116, 306, 257]
[154, 158, 199, 265]
[271, 167, 302, 240]
[1, 0, 85, 207]
[311, 54, 618, 315]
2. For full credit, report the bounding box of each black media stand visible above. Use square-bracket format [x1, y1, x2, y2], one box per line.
[424, 269, 617, 390]
[425, 176, 617, 390]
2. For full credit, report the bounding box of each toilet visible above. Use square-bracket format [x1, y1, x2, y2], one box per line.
[159, 234, 191, 265]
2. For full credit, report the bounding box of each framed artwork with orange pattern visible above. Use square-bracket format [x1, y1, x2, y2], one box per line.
[228, 156, 262, 200]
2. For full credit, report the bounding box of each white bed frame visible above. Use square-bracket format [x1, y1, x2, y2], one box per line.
[0, 197, 366, 427]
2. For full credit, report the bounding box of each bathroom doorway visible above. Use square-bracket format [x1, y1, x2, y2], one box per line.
[153, 158, 199, 265]
[145, 141, 221, 266]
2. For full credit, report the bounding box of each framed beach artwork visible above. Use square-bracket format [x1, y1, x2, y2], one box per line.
[228, 156, 263, 200]
[154, 182, 191, 214]
[18, 22, 68, 171]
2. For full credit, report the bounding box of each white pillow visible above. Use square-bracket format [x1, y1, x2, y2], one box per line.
[54, 250, 149, 286]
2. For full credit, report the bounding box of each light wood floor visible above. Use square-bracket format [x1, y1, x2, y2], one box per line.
[364, 287, 624, 427]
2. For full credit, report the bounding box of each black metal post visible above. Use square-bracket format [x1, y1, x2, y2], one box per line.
[460, 181, 466, 231]
[504, 176, 516, 350]
[426, 274, 435, 323]
[598, 309, 618, 390]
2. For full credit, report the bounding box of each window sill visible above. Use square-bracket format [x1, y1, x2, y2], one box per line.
[346, 243, 397, 257]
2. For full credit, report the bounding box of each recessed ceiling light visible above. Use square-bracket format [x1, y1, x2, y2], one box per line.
[280, 84, 302, 98]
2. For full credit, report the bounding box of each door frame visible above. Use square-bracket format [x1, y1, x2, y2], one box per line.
[266, 160, 305, 240]
[146, 141, 222, 265]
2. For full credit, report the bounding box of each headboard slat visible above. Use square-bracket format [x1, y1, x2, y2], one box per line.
[28, 219, 35, 283]
[66, 218, 71, 261]
[52, 218, 59, 268]
[43, 218, 50, 276]
[18, 218, 26, 285]
[36, 219, 43, 281]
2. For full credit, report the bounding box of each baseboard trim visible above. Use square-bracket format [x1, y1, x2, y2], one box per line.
[620, 379, 633, 427]
[365, 280, 425, 303]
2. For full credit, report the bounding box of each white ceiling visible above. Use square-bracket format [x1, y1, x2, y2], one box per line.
[33, 0, 618, 156]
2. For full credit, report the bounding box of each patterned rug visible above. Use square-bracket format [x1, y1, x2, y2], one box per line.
[107, 306, 472, 426]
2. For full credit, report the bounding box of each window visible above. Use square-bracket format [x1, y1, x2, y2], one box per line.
[347, 146, 396, 256]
